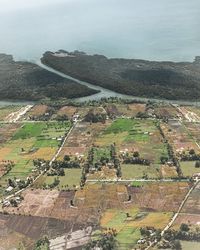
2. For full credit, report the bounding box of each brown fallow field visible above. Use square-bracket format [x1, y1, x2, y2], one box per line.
[172, 182, 200, 228]
[57, 105, 77, 118]
[0, 212, 86, 250]
[161, 120, 199, 154]
[27, 104, 48, 117]
[0, 123, 21, 144]
[105, 103, 146, 117]
[173, 214, 200, 229]
[127, 182, 190, 212]
[5, 182, 191, 224]
[154, 105, 182, 119]
[184, 121, 200, 144]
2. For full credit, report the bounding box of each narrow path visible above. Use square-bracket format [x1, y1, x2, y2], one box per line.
[49, 120, 78, 166]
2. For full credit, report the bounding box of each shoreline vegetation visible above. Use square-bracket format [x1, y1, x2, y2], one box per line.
[41, 50, 200, 101]
[0, 53, 98, 101]
[1, 51, 200, 102]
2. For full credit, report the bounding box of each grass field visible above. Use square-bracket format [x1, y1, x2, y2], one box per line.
[12, 123, 46, 139]
[93, 147, 111, 162]
[121, 164, 159, 179]
[181, 241, 200, 250]
[34, 168, 82, 189]
[180, 161, 199, 177]
[100, 208, 172, 249]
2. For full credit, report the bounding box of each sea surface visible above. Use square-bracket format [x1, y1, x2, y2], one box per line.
[0, 0, 200, 62]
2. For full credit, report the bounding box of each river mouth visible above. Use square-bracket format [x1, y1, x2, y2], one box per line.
[1, 60, 200, 107]
[37, 61, 200, 106]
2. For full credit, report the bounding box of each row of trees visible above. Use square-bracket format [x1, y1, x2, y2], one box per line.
[85, 110, 107, 123]
[122, 151, 151, 166]
[156, 122, 183, 177]
[80, 144, 122, 187]
[83, 232, 117, 250]
[180, 149, 200, 161]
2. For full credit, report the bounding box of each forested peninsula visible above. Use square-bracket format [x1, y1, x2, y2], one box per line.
[42, 50, 200, 101]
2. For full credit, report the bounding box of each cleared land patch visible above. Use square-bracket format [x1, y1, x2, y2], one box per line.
[34, 168, 82, 189]
[0, 105, 23, 121]
[127, 182, 190, 212]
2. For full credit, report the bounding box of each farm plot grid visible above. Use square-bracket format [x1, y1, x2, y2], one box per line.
[95, 118, 168, 179]
[0, 121, 71, 197]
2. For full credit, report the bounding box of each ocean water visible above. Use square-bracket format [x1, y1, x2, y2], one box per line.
[0, 0, 200, 62]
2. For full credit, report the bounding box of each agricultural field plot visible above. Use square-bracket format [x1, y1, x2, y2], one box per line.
[105, 103, 146, 117]
[172, 213, 200, 229]
[87, 166, 117, 180]
[0, 230, 34, 250]
[0, 161, 12, 177]
[100, 208, 172, 249]
[93, 146, 111, 163]
[2, 188, 58, 215]
[153, 105, 182, 119]
[184, 121, 200, 145]
[57, 121, 111, 160]
[0, 213, 87, 250]
[127, 103, 146, 117]
[4, 189, 72, 218]
[76, 106, 91, 117]
[95, 118, 168, 167]
[127, 182, 190, 212]
[160, 165, 178, 178]
[4, 187, 103, 224]
[121, 164, 160, 179]
[74, 184, 128, 209]
[86, 146, 118, 180]
[0, 123, 21, 143]
[122, 164, 178, 179]
[181, 241, 200, 250]
[0, 105, 23, 121]
[26, 104, 48, 118]
[180, 161, 200, 177]
[161, 120, 199, 154]
[181, 182, 200, 214]
[0, 122, 71, 197]
[56, 105, 77, 118]
[34, 168, 82, 189]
